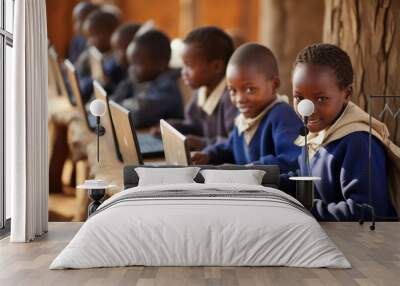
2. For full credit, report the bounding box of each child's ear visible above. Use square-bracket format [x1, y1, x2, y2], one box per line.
[212, 60, 225, 75]
[271, 76, 280, 93]
[344, 84, 353, 102]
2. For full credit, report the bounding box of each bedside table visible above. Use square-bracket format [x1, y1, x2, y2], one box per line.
[77, 181, 116, 216]
[289, 176, 321, 209]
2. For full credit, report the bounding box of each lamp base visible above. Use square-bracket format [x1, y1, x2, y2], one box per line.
[95, 125, 105, 136]
[87, 188, 106, 216]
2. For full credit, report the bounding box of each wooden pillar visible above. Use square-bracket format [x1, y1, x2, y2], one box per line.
[259, 0, 325, 98]
[178, 0, 196, 38]
[324, 0, 400, 145]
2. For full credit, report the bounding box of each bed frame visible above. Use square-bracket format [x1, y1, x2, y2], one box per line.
[123, 165, 280, 189]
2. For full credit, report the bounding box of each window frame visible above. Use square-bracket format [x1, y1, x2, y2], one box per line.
[0, 0, 14, 232]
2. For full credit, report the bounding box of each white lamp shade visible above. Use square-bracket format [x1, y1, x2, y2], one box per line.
[89, 99, 106, 117]
[297, 99, 315, 117]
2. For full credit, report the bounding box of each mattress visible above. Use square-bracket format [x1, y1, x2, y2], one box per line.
[50, 183, 351, 269]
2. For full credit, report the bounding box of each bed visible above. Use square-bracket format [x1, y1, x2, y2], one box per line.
[50, 165, 350, 269]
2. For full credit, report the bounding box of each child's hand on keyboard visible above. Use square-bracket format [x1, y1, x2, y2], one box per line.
[149, 126, 161, 138]
[186, 135, 206, 151]
[190, 152, 210, 165]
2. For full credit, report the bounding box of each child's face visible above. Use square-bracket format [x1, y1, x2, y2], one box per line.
[73, 15, 82, 36]
[181, 43, 224, 89]
[292, 63, 351, 133]
[111, 33, 128, 66]
[127, 42, 163, 82]
[83, 23, 111, 53]
[226, 64, 279, 119]
[72, 8, 85, 36]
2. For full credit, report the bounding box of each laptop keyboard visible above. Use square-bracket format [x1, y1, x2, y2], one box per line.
[137, 133, 164, 154]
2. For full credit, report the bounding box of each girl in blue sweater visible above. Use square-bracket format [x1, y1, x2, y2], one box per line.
[191, 43, 302, 173]
[280, 43, 398, 221]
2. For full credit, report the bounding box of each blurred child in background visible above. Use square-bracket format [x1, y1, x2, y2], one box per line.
[110, 30, 184, 128]
[166, 26, 237, 150]
[69, 1, 99, 64]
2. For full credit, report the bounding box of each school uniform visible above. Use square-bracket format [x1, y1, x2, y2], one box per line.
[68, 35, 87, 64]
[204, 98, 303, 173]
[111, 68, 184, 128]
[75, 52, 125, 103]
[280, 102, 399, 221]
[168, 80, 237, 146]
[102, 57, 127, 94]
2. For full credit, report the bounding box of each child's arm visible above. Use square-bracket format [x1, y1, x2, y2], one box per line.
[78, 75, 94, 104]
[123, 82, 183, 128]
[191, 152, 210, 165]
[202, 132, 235, 164]
[110, 78, 134, 103]
[75, 50, 91, 78]
[254, 128, 301, 173]
[167, 93, 204, 136]
[103, 57, 126, 93]
[312, 133, 389, 221]
[252, 106, 302, 173]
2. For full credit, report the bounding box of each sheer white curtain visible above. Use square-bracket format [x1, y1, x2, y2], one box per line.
[7, 0, 48, 242]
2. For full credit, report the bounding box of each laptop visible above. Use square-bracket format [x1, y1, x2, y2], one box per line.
[48, 46, 75, 105]
[89, 46, 106, 85]
[64, 59, 97, 132]
[108, 100, 164, 163]
[93, 80, 122, 161]
[160, 119, 191, 166]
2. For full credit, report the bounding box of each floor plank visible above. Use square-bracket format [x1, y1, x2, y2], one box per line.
[0, 222, 399, 286]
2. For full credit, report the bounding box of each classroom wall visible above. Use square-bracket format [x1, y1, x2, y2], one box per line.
[46, 0, 80, 57]
[46, 0, 260, 58]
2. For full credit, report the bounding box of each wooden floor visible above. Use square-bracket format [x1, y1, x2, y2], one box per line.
[0, 222, 399, 286]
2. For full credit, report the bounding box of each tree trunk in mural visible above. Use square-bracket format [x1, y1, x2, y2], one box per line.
[259, 0, 325, 98]
[324, 0, 400, 145]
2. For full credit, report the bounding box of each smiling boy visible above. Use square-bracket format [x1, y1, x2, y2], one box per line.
[191, 43, 302, 172]
[280, 43, 399, 221]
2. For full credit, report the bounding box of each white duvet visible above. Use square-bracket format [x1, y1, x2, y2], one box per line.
[50, 183, 351, 269]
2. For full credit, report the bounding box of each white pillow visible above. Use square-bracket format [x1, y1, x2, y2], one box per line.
[135, 167, 201, 186]
[200, 169, 266, 185]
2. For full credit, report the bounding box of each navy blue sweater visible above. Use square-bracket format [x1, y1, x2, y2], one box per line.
[68, 35, 87, 64]
[280, 131, 397, 221]
[78, 55, 127, 104]
[110, 68, 184, 128]
[204, 102, 303, 173]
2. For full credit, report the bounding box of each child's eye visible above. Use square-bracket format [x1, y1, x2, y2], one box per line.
[317, 97, 328, 103]
[245, 87, 256, 94]
[294, 96, 303, 102]
[228, 88, 236, 96]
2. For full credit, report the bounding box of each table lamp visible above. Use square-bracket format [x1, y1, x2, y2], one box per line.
[290, 99, 320, 209]
[89, 99, 106, 162]
[297, 99, 314, 176]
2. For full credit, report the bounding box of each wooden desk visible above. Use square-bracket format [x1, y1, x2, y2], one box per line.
[1, 222, 399, 286]
[48, 96, 78, 193]
[72, 128, 165, 221]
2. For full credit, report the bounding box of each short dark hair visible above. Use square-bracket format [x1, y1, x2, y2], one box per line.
[73, 2, 99, 21]
[228, 43, 279, 78]
[184, 26, 234, 65]
[114, 23, 141, 46]
[85, 10, 120, 36]
[294, 43, 353, 89]
[135, 30, 171, 63]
